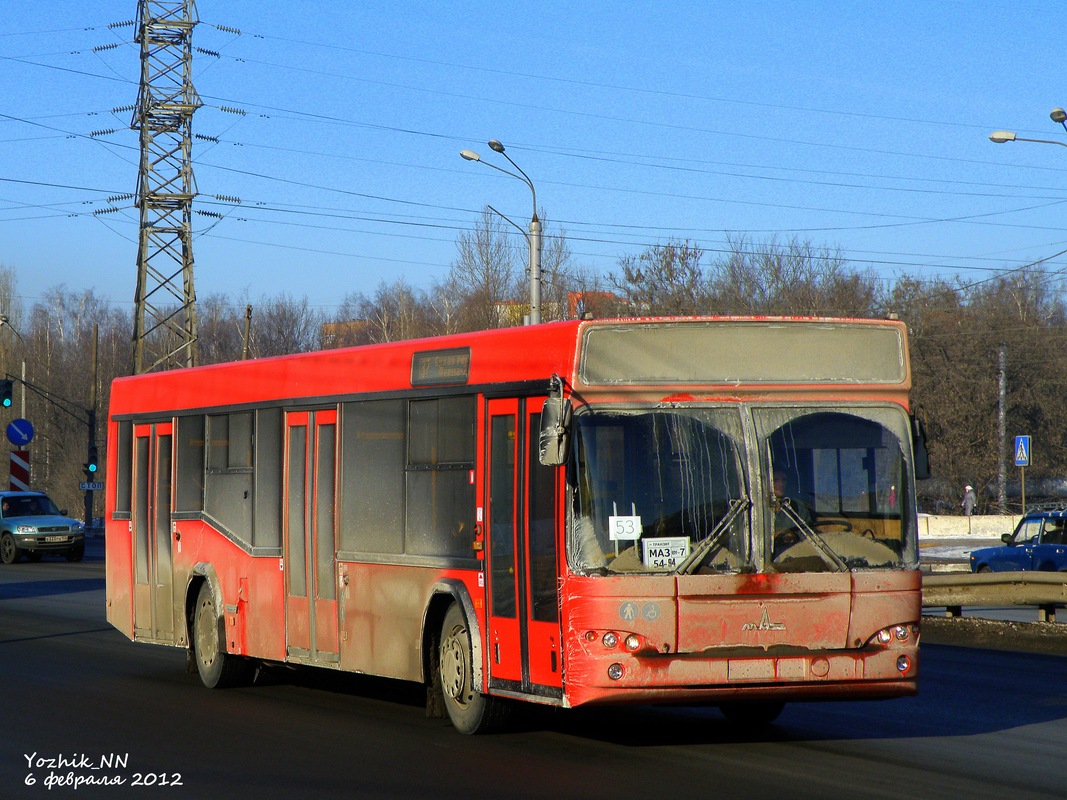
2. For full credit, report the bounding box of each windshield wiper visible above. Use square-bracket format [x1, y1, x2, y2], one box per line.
[775, 500, 850, 572]
[676, 497, 750, 575]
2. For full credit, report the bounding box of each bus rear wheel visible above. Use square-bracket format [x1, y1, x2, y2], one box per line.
[192, 581, 253, 689]
[439, 603, 507, 734]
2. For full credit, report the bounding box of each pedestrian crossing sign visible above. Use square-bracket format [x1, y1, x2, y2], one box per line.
[1014, 435, 1031, 467]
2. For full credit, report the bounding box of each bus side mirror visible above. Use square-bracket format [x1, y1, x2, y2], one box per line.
[911, 414, 930, 480]
[539, 380, 572, 467]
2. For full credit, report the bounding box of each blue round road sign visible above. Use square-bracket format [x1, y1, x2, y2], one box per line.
[6, 418, 34, 447]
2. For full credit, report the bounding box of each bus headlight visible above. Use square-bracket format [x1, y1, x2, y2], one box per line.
[602, 632, 618, 649]
[871, 624, 919, 648]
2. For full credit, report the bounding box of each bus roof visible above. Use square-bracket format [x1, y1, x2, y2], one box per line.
[109, 316, 908, 416]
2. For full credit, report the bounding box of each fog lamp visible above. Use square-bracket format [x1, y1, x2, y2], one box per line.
[896, 655, 911, 673]
[607, 663, 624, 680]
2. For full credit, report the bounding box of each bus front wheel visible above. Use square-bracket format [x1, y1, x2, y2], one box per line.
[438, 603, 507, 734]
[192, 581, 253, 689]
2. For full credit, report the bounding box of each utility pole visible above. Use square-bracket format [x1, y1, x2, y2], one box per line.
[998, 343, 1007, 513]
[242, 304, 252, 360]
[84, 325, 99, 527]
[131, 0, 200, 374]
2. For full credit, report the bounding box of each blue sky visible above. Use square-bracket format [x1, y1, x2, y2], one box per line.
[3, 0, 1067, 317]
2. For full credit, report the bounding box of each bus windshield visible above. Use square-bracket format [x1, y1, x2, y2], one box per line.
[567, 405, 918, 576]
[761, 407, 917, 573]
[569, 407, 751, 575]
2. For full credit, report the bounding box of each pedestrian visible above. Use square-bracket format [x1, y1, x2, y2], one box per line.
[962, 485, 977, 516]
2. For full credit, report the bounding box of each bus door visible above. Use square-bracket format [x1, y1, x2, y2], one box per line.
[284, 410, 339, 664]
[131, 422, 174, 642]
[484, 398, 563, 697]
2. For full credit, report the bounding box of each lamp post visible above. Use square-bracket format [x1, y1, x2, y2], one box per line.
[460, 140, 542, 325]
[988, 108, 1067, 513]
[989, 107, 1067, 148]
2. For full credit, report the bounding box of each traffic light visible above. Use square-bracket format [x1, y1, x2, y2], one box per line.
[85, 445, 99, 475]
[0, 380, 11, 408]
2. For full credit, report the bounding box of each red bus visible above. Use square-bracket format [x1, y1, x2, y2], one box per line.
[105, 316, 927, 733]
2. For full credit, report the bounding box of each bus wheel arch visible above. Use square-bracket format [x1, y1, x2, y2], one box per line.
[423, 581, 483, 686]
[186, 566, 254, 689]
[422, 581, 481, 718]
[438, 602, 510, 734]
[424, 580, 507, 733]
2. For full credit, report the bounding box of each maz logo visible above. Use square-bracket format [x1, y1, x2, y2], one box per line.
[742, 608, 786, 632]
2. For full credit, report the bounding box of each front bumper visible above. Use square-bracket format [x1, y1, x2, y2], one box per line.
[16, 533, 84, 553]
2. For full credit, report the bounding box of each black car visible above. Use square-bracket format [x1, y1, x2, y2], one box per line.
[0, 490, 86, 564]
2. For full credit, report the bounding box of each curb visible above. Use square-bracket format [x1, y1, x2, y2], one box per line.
[922, 616, 1067, 656]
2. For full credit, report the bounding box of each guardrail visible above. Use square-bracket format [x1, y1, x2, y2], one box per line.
[923, 572, 1067, 622]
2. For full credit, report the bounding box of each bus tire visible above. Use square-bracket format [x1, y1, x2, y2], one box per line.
[192, 581, 253, 689]
[439, 603, 507, 734]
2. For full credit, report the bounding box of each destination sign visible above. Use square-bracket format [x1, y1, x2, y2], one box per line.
[411, 347, 471, 386]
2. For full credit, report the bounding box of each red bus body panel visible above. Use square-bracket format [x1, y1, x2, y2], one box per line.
[105, 317, 920, 714]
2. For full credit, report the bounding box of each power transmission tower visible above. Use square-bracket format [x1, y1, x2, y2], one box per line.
[131, 0, 200, 373]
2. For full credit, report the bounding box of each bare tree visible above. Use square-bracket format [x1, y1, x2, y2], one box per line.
[357, 279, 432, 343]
[611, 239, 709, 315]
[249, 293, 322, 357]
[445, 208, 521, 330]
[538, 218, 581, 321]
[710, 234, 879, 317]
[196, 293, 247, 365]
[889, 267, 1067, 513]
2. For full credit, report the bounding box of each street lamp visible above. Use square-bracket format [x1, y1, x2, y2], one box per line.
[460, 140, 542, 325]
[989, 107, 1067, 148]
[988, 107, 1067, 513]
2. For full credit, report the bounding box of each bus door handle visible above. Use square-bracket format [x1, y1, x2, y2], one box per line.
[472, 523, 485, 557]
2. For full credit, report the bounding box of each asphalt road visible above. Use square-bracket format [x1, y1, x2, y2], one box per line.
[1, 540, 1066, 799]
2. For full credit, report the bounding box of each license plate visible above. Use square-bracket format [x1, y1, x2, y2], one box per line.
[45, 535, 67, 543]
[642, 537, 690, 570]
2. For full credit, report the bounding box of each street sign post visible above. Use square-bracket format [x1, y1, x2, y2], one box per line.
[1014, 435, 1031, 467]
[6, 418, 34, 448]
[9, 450, 28, 491]
[1015, 435, 1031, 512]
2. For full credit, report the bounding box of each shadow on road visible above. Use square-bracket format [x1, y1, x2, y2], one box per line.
[0, 577, 105, 600]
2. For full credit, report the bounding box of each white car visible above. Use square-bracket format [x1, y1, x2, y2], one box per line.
[0, 491, 85, 564]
